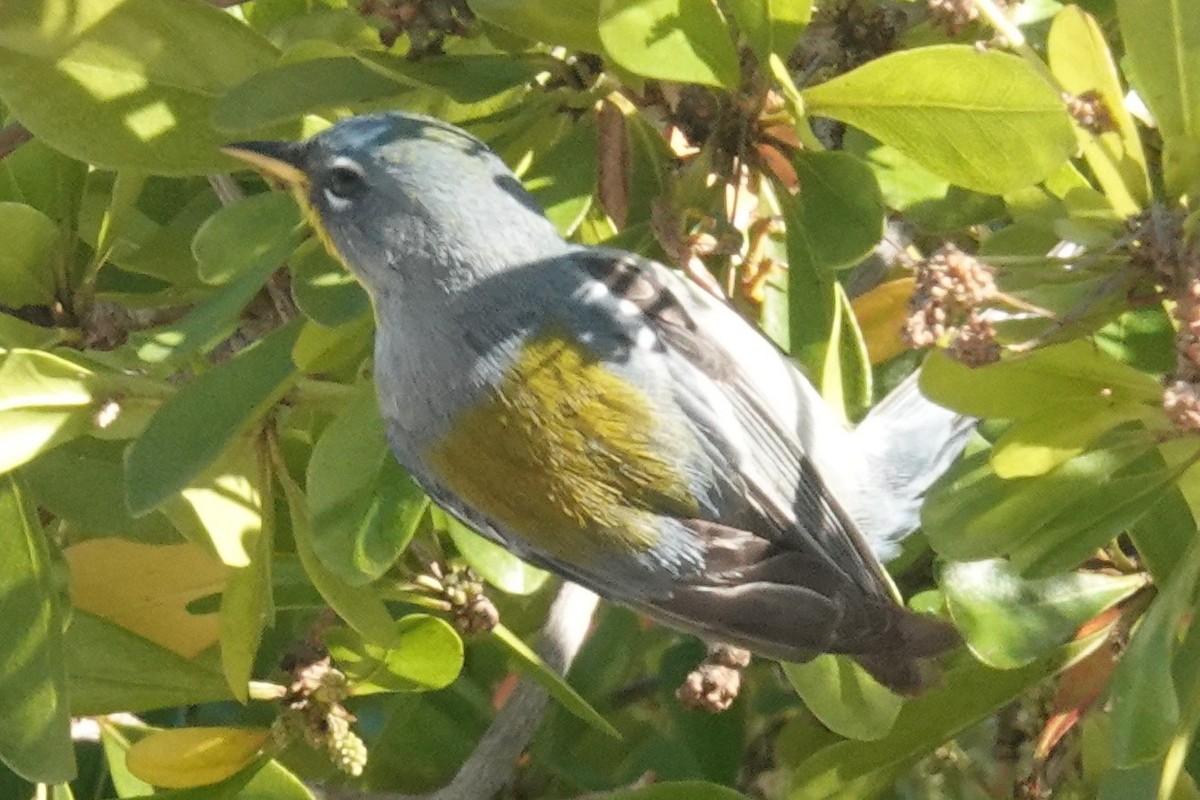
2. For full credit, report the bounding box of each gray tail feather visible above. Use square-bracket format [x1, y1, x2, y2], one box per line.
[852, 370, 976, 558]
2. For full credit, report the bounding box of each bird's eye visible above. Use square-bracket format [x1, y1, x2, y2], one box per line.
[323, 160, 366, 206]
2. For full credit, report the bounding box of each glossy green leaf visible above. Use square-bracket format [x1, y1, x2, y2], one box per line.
[725, 0, 811, 65]
[990, 400, 1150, 478]
[326, 615, 464, 693]
[0, 202, 59, 306]
[119, 190, 222, 287]
[598, 0, 740, 90]
[923, 441, 1172, 576]
[192, 192, 302, 284]
[1048, 6, 1150, 214]
[0, 349, 142, 476]
[791, 151, 885, 271]
[0, 0, 281, 175]
[359, 53, 539, 104]
[470, 0, 604, 52]
[0, 312, 64, 350]
[159, 442, 264, 568]
[437, 510, 549, 596]
[491, 622, 621, 739]
[790, 627, 1109, 796]
[783, 656, 902, 741]
[277, 444, 397, 645]
[0, 475, 74, 783]
[66, 611, 232, 715]
[307, 387, 427, 584]
[524, 116, 598, 237]
[219, 513, 272, 702]
[289, 239, 368, 327]
[943, 559, 1147, 669]
[215, 56, 404, 132]
[126, 321, 302, 516]
[803, 46, 1075, 194]
[1109, 536, 1200, 767]
[1116, 0, 1200, 142]
[23, 437, 173, 539]
[919, 342, 1162, 420]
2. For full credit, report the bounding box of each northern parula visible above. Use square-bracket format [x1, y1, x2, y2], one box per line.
[225, 112, 969, 693]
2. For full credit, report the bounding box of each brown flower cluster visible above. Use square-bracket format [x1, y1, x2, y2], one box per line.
[905, 244, 1001, 367]
[354, 0, 475, 53]
[1065, 90, 1118, 136]
[272, 645, 368, 777]
[421, 562, 500, 635]
[927, 0, 1003, 36]
[676, 644, 751, 714]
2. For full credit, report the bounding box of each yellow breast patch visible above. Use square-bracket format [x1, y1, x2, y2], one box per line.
[426, 332, 698, 564]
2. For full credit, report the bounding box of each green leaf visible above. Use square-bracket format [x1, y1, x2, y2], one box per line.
[803, 46, 1076, 194]
[1109, 535, 1200, 767]
[0, 0, 281, 175]
[1048, 6, 1150, 214]
[789, 626, 1110, 796]
[523, 116, 598, 237]
[358, 53, 540, 104]
[126, 321, 302, 515]
[470, 0, 604, 52]
[990, 400, 1150, 478]
[277, 444, 398, 645]
[943, 559, 1147, 669]
[791, 151, 885, 271]
[725, 0, 811, 65]
[491, 623, 621, 740]
[919, 342, 1162, 420]
[289, 239, 368, 327]
[120, 190, 222, 287]
[326, 616, 464, 693]
[598, 0, 740, 90]
[307, 386, 427, 584]
[1116, 0, 1200, 143]
[924, 442, 1176, 576]
[192, 193, 302, 285]
[215, 56, 405, 133]
[0, 349, 146, 476]
[0, 202, 59, 307]
[783, 656, 903, 741]
[0, 475, 74, 783]
[219, 513, 272, 702]
[66, 611, 232, 715]
[23, 438, 173, 539]
[436, 510, 549, 596]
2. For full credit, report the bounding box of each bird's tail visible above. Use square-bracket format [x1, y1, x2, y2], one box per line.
[853, 604, 963, 695]
[851, 370, 976, 560]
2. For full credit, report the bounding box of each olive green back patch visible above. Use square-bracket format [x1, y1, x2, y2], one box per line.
[427, 331, 698, 564]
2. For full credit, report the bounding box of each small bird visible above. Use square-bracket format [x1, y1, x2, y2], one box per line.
[225, 112, 969, 693]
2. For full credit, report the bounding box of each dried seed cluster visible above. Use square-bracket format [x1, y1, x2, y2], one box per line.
[354, 0, 475, 53]
[1065, 90, 1118, 136]
[425, 563, 500, 635]
[676, 644, 751, 714]
[272, 646, 368, 777]
[904, 244, 1001, 366]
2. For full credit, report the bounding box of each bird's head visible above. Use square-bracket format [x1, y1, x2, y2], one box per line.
[223, 112, 566, 296]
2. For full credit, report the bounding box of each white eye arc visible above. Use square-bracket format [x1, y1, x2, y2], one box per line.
[322, 156, 367, 210]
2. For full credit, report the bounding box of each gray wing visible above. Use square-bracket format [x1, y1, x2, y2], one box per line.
[571, 248, 959, 692]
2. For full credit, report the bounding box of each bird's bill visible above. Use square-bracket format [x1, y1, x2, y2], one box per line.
[221, 140, 308, 185]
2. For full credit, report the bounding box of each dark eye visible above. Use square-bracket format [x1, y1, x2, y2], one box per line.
[324, 160, 366, 204]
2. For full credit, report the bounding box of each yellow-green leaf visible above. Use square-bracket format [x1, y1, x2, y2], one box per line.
[126, 727, 270, 788]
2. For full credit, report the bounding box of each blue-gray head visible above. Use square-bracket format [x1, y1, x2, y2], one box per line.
[224, 112, 568, 296]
